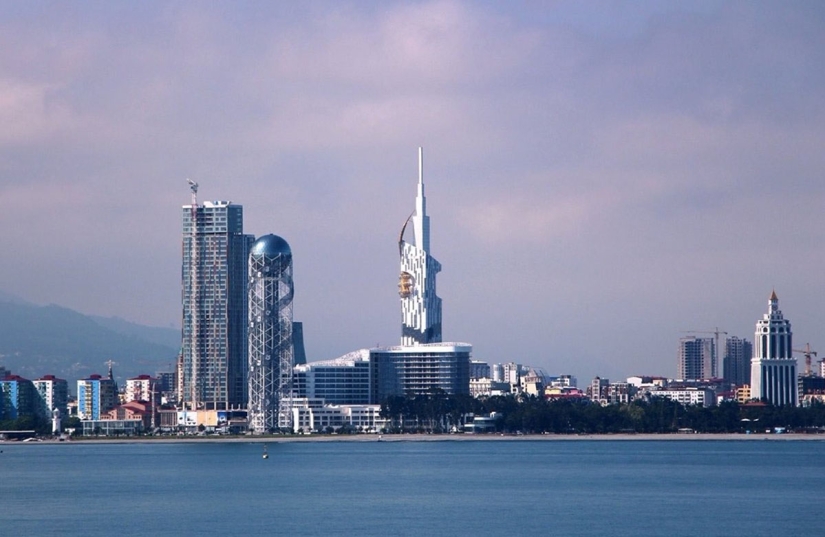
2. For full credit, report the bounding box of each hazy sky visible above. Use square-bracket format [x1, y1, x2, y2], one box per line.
[2, 1, 824, 383]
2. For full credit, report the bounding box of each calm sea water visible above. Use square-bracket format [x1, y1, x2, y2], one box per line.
[1, 439, 822, 536]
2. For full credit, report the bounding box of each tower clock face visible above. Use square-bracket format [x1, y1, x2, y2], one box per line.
[398, 271, 414, 298]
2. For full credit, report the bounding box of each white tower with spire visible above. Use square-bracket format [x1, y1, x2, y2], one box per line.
[750, 290, 798, 406]
[398, 147, 442, 345]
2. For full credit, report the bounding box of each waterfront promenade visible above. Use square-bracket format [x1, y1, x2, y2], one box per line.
[9, 432, 825, 445]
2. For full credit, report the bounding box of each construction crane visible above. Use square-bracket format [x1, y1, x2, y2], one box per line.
[682, 327, 728, 378]
[187, 178, 199, 206]
[793, 343, 817, 376]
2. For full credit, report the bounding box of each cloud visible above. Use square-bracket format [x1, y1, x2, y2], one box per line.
[1, 1, 824, 383]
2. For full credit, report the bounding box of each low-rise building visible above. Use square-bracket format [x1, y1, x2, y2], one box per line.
[799, 376, 825, 406]
[544, 387, 587, 401]
[469, 378, 510, 398]
[589, 377, 610, 403]
[607, 382, 635, 404]
[464, 413, 499, 433]
[650, 388, 715, 407]
[289, 398, 385, 433]
[469, 360, 490, 380]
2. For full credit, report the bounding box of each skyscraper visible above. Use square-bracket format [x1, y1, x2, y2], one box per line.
[181, 197, 253, 411]
[247, 234, 294, 433]
[678, 336, 714, 380]
[723, 336, 752, 387]
[750, 291, 797, 406]
[399, 147, 442, 345]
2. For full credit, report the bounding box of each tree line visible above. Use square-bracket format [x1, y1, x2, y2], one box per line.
[380, 391, 825, 434]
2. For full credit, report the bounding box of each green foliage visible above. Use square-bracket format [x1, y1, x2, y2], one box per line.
[380, 394, 825, 434]
[0, 414, 51, 435]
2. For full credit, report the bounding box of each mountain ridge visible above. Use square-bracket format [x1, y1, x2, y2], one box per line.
[0, 299, 179, 390]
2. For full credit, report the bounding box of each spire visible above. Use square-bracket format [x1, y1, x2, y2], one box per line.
[413, 146, 430, 253]
[770, 289, 778, 301]
[769, 289, 778, 314]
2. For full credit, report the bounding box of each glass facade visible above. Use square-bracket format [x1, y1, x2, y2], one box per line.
[372, 344, 471, 401]
[181, 202, 253, 410]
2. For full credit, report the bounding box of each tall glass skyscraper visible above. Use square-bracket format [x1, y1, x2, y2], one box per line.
[399, 147, 442, 345]
[181, 200, 253, 411]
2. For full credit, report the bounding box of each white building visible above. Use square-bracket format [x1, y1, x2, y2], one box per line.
[469, 378, 510, 398]
[399, 147, 442, 346]
[652, 388, 715, 408]
[627, 376, 669, 390]
[503, 362, 521, 385]
[490, 363, 504, 382]
[289, 398, 385, 433]
[293, 350, 373, 405]
[125, 375, 156, 403]
[33, 375, 68, 419]
[750, 291, 797, 406]
[547, 375, 577, 388]
[589, 377, 610, 403]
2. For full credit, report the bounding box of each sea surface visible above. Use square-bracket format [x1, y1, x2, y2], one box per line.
[1, 439, 822, 536]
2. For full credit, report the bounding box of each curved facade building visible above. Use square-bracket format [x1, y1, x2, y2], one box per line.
[750, 291, 797, 406]
[399, 147, 442, 345]
[248, 234, 294, 432]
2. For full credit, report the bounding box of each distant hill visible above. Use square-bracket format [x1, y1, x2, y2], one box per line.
[0, 290, 32, 306]
[89, 315, 181, 350]
[0, 301, 179, 391]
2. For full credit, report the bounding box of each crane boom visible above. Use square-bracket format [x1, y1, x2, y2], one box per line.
[682, 327, 728, 378]
[793, 343, 817, 376]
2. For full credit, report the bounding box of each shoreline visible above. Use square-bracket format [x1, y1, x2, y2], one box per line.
[8, 432, 825, 444]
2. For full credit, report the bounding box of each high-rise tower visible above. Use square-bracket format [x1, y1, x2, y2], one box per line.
[723, 336, 752, 387]
[247, 234, 294, 433]
[678, 337, 714, 380]
[399, 147, 442, 345]
[181, 196, 253, 411]
[750, 291, 797, 406]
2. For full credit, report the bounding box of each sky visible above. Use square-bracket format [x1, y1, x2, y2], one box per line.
[1, 1, 824, 384]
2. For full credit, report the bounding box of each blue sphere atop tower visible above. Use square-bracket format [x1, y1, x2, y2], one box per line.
[251, 234, 291, 256]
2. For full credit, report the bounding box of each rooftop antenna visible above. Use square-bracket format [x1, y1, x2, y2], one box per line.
[187, 178, 199, 206]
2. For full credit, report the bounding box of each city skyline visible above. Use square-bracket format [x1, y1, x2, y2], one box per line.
[1, 2, 824, 384]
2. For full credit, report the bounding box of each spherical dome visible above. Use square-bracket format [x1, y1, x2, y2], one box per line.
[251, 234, 291, 256]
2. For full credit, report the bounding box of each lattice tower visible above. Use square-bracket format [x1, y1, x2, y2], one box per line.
[248, 241, 294, 433]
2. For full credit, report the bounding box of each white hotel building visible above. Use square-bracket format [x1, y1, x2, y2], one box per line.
[750, 291, 797, 406]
